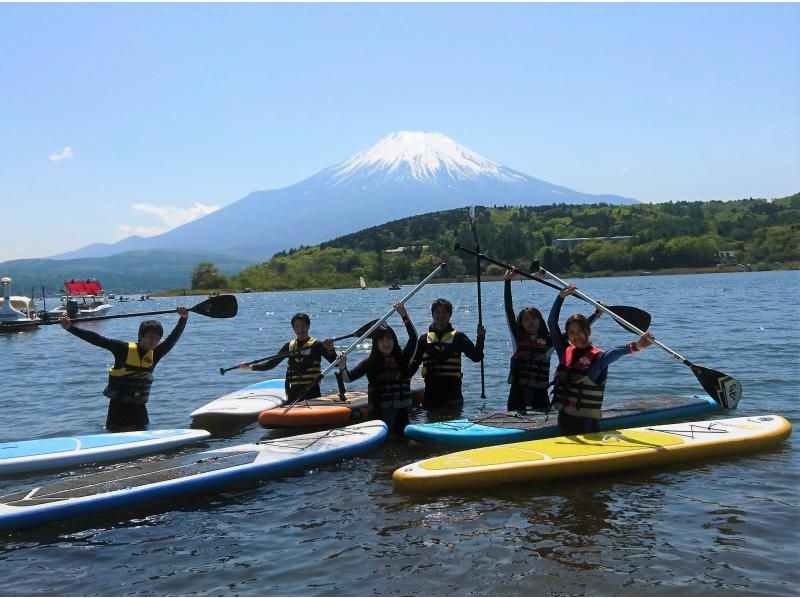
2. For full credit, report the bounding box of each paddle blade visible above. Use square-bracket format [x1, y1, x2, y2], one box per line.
[353, 318, 380, 338]
[607, 305, 651, 331]
[692, 365, 742, 409]
[189, 294, 238, 318]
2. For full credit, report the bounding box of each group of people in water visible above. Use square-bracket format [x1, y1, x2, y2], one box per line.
[59, 268, 655, 436]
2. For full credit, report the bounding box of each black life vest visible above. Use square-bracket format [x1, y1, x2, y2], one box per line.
[287, 337, 323, 387]
[508, 335, 552, 389]
[552, 344, 606, 419]
[421, 328, 462, 379]
[368, 356, 412, 410]
[104, 342, 155, 404]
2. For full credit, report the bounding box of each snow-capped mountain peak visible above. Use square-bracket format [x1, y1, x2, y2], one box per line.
[328, 131, 527, 186]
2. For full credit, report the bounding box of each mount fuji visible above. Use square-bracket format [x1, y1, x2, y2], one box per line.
[56, 131, 638, 261]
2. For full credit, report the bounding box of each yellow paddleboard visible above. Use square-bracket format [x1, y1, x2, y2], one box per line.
[393, 415, 792, 493]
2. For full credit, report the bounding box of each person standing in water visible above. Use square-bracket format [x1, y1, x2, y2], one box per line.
[548, 283, 655, 435]
[337, 303, 417, 434]
[238, 312, 335, 402]
[410, 298, 485, 410]
[59, 307, 190, 432]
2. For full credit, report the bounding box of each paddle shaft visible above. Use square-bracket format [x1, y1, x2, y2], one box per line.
[281, 262, 447, 413]
[219, 323, 379, 375]
[468, 208, 486, 399]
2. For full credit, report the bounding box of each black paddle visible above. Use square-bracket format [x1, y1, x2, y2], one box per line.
[281, 263, 447, 414]
[31, 294, 238, 326]
[218, 318, 381, 375]
[453, 243, 652, 332]
[468, 207, 486, 399]
[539, 263, 742, 409]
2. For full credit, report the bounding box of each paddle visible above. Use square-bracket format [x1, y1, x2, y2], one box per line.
[453, 243, 652, 332]
[218, 318, 381, 375]
[468, 207, 486, 399]
[537, 262, 742, 409]
[31, 294, 238, 326]
[280, 262, 447, 414]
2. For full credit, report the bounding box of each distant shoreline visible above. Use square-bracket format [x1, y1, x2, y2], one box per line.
[157, 262, 798, 296]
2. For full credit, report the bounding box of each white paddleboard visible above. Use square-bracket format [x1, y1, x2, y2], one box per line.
[0, 420, 387, 531]
[0, 429, 211, 476]
[190, 378, 287, 422]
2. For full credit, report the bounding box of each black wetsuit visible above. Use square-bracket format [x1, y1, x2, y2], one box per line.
[67, 318, 187, 432]
[252, 338, 336, 402]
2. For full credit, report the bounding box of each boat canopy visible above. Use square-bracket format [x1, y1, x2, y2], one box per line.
[64, 279, 104, 296]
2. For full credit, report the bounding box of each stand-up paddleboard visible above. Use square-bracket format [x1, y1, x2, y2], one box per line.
[0, 429, 211, 476]
[259, 391, 370, 428]
[404, 394, 721, 448]
[260, 386, 425, 429]
[190, 378, 287, 423]
[394, 415, 792, 493]
[0, 420, 387, 531]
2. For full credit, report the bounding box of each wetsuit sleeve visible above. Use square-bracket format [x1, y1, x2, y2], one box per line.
[457, 332, 484, 362]
[67, 326, 128, 362]
[587, 344, 638, 383]
[401, 319, 419, 364]
[408, 334, 427, 376]
[342, 357, 368, 383]
[504, 280, 521, 348]
[251, 341, 291, 372]
[153, 316, 187, 364]
[548, 295, 567, 362]
[320, 342, 337, 364]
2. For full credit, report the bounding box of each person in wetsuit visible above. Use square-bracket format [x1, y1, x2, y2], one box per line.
[410, 298, 485, 410]
[238, 312, 335, 402]
[338, 303, 418, 434]
[59, 307, 189, 432]
[548, 283, 655, 435]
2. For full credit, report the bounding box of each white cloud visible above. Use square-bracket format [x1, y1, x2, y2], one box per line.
[49, 146, 73, 162]
[131, 202, 220, 228]
[114, 202, 221, 240]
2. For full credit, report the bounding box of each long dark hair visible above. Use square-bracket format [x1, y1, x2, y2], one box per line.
[366, 324, 410, 379]
[564, 313, 592, 338]
[516, 307, 550, 341]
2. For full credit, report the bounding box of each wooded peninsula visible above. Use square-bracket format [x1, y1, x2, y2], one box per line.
[188, 194, 799, 292]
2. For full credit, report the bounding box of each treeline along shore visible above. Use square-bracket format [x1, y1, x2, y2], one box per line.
[183, 194, 799, 294]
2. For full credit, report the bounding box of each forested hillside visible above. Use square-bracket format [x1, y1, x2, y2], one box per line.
[207, 195, 798, 291]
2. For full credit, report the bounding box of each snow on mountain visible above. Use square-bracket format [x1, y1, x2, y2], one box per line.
[52, 131, 639, 261]
[329, 131, 527, 186]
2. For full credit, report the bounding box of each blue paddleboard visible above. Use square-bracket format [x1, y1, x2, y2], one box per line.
[0, 429, 212, 475]
[404, 394, 721, 448]
[0, 420, 387, 531]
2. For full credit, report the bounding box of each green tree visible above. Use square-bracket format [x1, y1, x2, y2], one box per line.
[191, 262, 229, 289]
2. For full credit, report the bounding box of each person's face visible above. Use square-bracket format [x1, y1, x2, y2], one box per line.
[139, 332, 162, 352]
[376, 335, 395, 356]
[520, 311, 541, 336]
[432, 306, 451, 329]
[567, 322, 589, 349]
[292, 320, 309, 340]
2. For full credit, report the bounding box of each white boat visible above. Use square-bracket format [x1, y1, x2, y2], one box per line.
[49, 279, 113, 318]
[359, 276, 368, 290]
[0, 277, 40, 331]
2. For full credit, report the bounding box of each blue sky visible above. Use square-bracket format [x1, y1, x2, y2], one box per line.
[1, 3, 797, 261]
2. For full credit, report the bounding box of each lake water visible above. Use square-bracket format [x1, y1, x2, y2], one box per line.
[1, 270, 798, 596]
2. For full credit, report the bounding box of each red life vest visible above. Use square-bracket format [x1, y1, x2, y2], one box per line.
[552, 344, 606, 419]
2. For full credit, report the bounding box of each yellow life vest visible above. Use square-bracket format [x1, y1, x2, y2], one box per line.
[104, 342, 155, 404]
[287, 337, 322, 386]
[421, 328, 462, 379]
